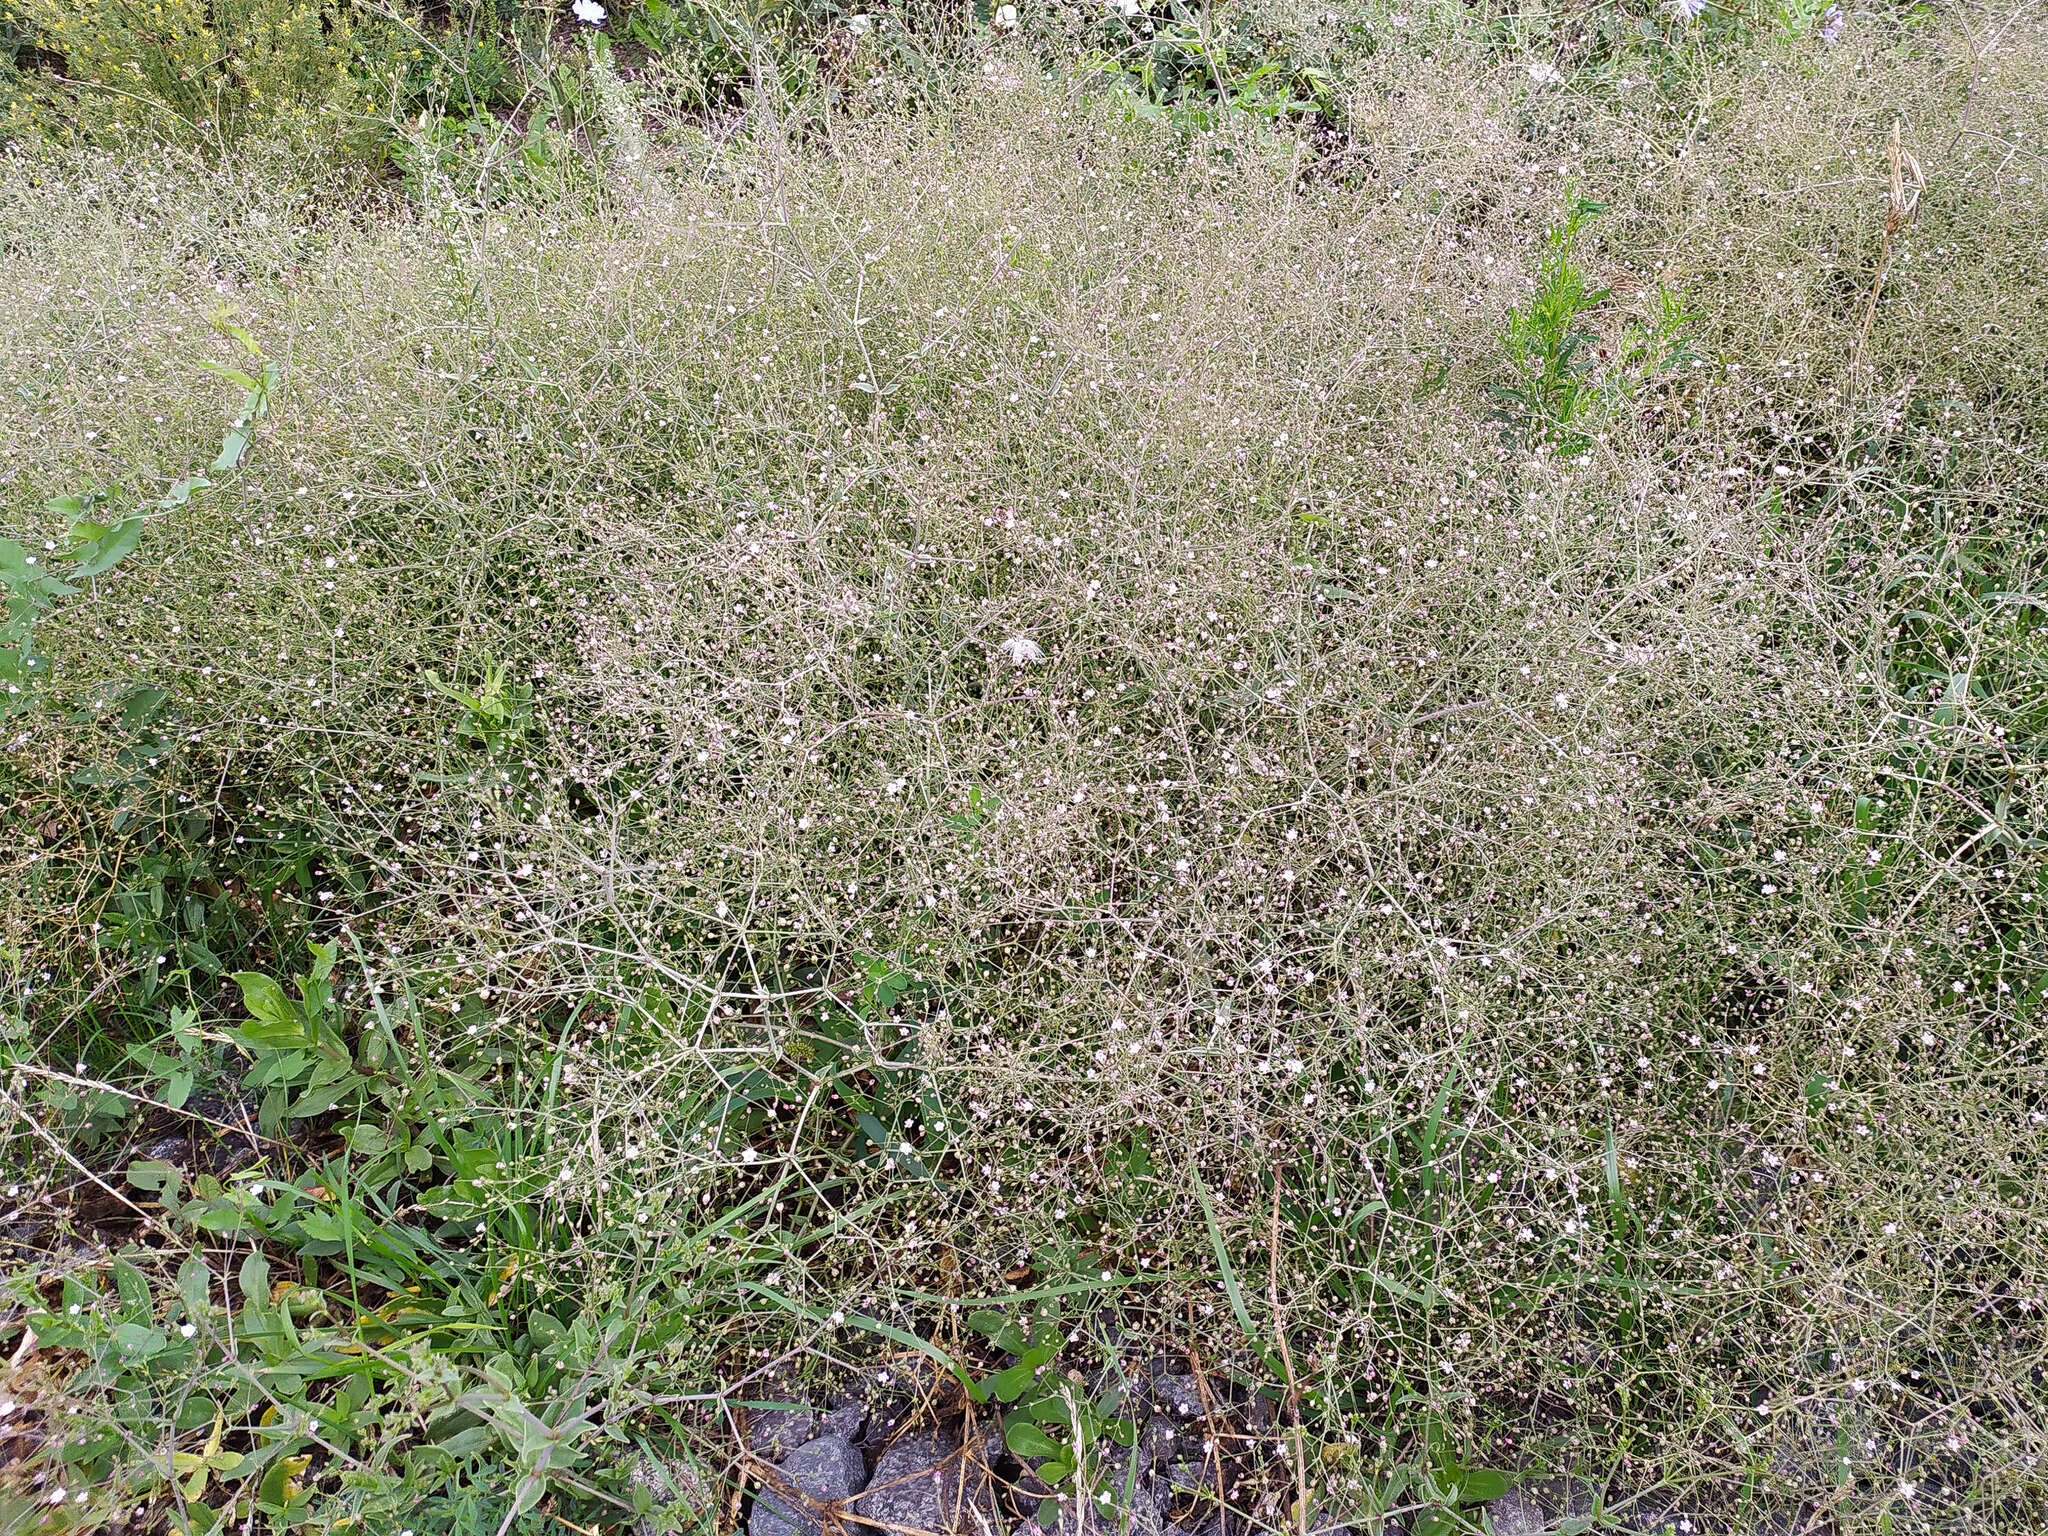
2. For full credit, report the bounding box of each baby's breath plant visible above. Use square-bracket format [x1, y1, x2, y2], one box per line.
[2, 4, 2046, 1532]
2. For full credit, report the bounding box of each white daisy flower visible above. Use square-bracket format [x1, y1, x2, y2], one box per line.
[999, 635, 1046, 665]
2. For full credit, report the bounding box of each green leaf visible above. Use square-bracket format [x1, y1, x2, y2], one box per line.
[178, 1257, 213, 1317]
[112, 1257, 152, 1315]
[213, 424, 254, 473]
[987, 1359, 1041, 1403]
[235, 971, 297, 1028]
[67, 514, 145, 578]
[435, 1425, 495, 1455]
[1006, 1420, 1063, 1459]
[0, 537, 77, 602]
[157, 473, 210, 512]
[193, 1203, 256, 1234]
[1458, 1469, 1510, 1504]
[126, 1159, 181, 1196]
[258, 1455, 294, 1511]
[197, 359, 259, 390]
[1192, 1179, 1259, 1347]
[233, 1016, 316, 1052]
[238, 1251, 271, 1308]
[306, 939, 338, 984]
[113, 1322, 168, 1358]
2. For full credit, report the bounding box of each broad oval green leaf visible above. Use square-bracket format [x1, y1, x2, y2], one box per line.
[987, 1358, 1040, 1403]
[1005, 1420, 1063, 1459]
[235, 971, 297, 1028]
[1458, 1469, 1511, 1504]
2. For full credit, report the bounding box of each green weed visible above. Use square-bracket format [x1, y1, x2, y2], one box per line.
[1492, 196, 1611, 452]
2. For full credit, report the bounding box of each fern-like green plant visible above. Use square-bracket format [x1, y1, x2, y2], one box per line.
[1492, 196, 1610, 450]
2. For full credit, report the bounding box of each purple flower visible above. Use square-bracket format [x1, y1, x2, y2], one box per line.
[1818, 3, 1844, 40]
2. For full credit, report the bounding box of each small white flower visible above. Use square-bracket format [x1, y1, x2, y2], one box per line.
[1669, 0, 1708, 19]
[179, 1323, 197, 1338]
[999, 634, 1046, 665]
[1527, 59, 1561, 86]
[571, 0, 605, 21]
[993, 2, 1017, 27]
[847, 11, 872, 32]
[1107, 0, 1140, 16]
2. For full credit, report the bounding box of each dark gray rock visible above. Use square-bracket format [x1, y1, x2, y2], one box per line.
[1482, 1488, 1551, 1536]
[1160, 1460, 1208, 1496]
[749, 1433, 869, 1536]
[854, 1431, 996, 1536]
[142, 1133, 193, 1165]
[1138, 1417, 1181, 1467]
[1013, 1461, 1061, 1502]
[823, 1399, 871, 1442]
[1151, 1376, 1204, 1421]
[749, 1407, 820, 1459]
[1483, 1477, 1599, 1536]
